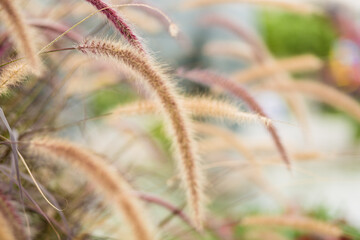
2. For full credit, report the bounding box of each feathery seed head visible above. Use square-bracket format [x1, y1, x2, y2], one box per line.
[0, 63, 31, 96]
[110, 97, 272, 126]
[178, 68, 291, 169]
[77, 38, 205, 230]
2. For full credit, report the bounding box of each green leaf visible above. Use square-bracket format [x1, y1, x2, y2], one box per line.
[261, 11, 337, 59]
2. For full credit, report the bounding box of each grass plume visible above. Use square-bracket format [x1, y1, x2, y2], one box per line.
[0, 0, 41, 71]
[110, 97, 271, 126]
[28, 138, 157, 240]
[0, 63, 31, 96]
[178, 69, 291, 169]
[199, 14, 311, 138]
[77, 38, 205, 230]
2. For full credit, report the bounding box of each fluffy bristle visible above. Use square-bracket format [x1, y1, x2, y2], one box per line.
[0, 63, 31, 96]
[178, 69, 291, 169]
[77, 38, 205, 230]
[110, 97, 271, 126]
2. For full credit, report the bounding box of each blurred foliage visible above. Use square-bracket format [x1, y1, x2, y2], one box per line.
[321, 104, 360, 141]
[90, 83, 137, 115]
[234, 225, 247, 238]
[261, 11, 337, 58]
[307, 205, 335, 221]
[149, 121, 172, 155]
[343, 225, 360, 240]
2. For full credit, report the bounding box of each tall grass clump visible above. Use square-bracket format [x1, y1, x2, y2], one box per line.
[0, 0, 358, 239]
[28, 138, 157, 240]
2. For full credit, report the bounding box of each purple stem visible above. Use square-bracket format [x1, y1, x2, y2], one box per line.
[85, 0, 145, 52]
[136, 192, 195, 229]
